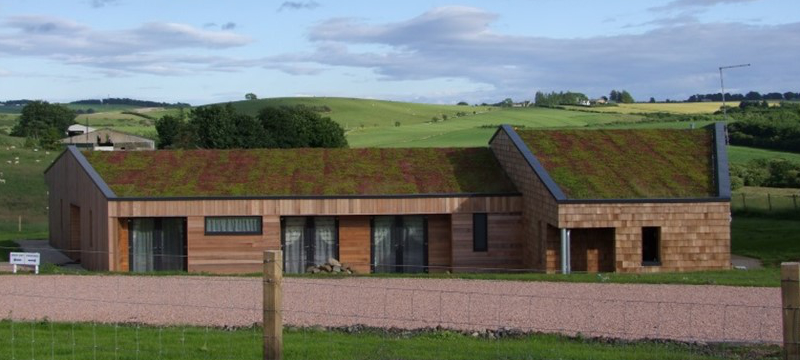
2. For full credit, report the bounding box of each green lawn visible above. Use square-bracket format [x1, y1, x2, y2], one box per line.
[732, 215, 800, 267]
[728, 145, 800, 165]
[0, 321, 779, 360]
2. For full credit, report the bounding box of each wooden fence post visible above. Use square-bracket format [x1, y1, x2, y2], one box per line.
[782, 262, 800, 360]
[793, 195, 797, 211]
[769, 193, 773, 212]
[264, 250, 283, 360]
[742, 193, 747, 210]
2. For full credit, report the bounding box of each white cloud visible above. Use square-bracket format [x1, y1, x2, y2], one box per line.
[266, 6, 800, 100]
[650, 0, 761, 12]
[0, 15, 252, 75]
[277, 1, 319, 12]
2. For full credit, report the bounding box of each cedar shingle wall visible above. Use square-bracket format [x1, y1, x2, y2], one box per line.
[490, 130, 558, 270]
[558, 202, 731, 272]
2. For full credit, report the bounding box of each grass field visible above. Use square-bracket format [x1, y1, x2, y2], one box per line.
[0, 134, 55, 239]
[0, 321, 779, 360]
[728, 146, 800, 164]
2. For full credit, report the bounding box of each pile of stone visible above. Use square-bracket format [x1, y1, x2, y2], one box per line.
[306, 258, 356, 274]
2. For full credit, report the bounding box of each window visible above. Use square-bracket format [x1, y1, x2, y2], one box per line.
[473, 213, 488, 252]
[372, 216, 427, 273]
[281, 217, 338, 274]
[642, 227, 661, 266]
[205, 216, 262, 235]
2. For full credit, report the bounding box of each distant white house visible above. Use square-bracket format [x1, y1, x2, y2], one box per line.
[577, 99, 591, 106]
[66, 124, 97, 137]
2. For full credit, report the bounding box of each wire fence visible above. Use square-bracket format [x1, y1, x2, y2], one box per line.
[0, 247, 788, 360]
[732, 192, 800, 212]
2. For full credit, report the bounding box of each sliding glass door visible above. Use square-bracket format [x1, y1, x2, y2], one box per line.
[372, 216, 427, 273]
[129, 218, 186, 272]
[281, 217, 338, 274]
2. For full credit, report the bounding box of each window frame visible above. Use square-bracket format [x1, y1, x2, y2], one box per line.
[641, 226, 661, 266]
[472, 213, 488, 252]
[204, 216, 263, 236]
[280, 216, 340, 273]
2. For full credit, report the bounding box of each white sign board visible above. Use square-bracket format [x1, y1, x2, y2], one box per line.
[9, 252, 40, 274]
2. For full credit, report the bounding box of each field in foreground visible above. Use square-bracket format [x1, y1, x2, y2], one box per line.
[0, 322, 776, 360]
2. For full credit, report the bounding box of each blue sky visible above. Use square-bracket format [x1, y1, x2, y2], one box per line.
[0, 0, 797, 105]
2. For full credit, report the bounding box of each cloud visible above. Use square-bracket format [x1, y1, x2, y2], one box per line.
[651, 0, 761, 12]
[221, 22, 236, 30]
[267, 6, 800, 101]
[90, 0, 119, 8]
[0, 16, 253, 75]
[277, 1, 319, 12]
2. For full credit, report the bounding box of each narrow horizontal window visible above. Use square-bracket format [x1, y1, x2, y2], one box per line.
[205, 216, 262, 235]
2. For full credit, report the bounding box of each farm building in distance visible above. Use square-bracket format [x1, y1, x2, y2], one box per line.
[60, 128, 155, 151]
[44, 124, 731, 274]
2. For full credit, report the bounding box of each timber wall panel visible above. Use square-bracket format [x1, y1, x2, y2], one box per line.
[338, 216, 371, 274]
[109, 196, 522, 218]
[45, 150, 110, 271]
[558, 202, 731, 273]
[427, 215, 452, 272]
[490, 130, 559, 270]
[185, 215, 279, 274]
[451, 213, 523, 271]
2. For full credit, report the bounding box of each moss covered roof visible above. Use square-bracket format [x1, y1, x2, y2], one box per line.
[83, 148, 518, 197]
[517, 128, 715, 199]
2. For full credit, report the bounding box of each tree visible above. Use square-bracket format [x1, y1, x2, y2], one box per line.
[155, 115, 185, 149]
[456, 101, 469, 106]
[619, 90, 635, 104]
[258, 105, 348, 148]
[310, 116, 347, 148]
[609, 90, 619, 102]
[745, 91, 762, 101]
[189, 104, 240, 149]
[649, 97, 656, 103]
[245, 93, 258, 101]
[11, 101, 76, 139]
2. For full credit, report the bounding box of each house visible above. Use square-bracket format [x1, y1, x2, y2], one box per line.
[60, 128, 155, 151]
[488, 123, 731, 273]
[577, 99, 591, 106]
[67, 124, 97, 137]
[44, 124, 731, 274]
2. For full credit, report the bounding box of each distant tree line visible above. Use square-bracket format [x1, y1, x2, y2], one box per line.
[534, 91, 588, 107]
[0, 99, 35, 106]
[71, 98, 190, 108]
[687, 91, 800, 102]
[155, 104, 347, 149]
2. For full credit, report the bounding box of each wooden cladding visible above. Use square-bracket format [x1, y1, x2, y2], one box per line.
[338, 216, 372, 274]
[109, 196, 521, 218]
[451, 213, 523, 271]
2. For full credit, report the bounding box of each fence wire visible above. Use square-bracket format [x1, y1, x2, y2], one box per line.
[0, 248, 787, 360]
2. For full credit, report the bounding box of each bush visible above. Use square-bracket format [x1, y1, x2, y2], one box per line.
[730, 159, 800, 188]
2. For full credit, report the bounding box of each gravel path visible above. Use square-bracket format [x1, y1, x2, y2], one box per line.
[0, 275, 781, 344]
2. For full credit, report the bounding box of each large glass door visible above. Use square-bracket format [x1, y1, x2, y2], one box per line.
[372, 216, 427, 273]
[129, 218, 187, 272]
[281, 217, 338, 274]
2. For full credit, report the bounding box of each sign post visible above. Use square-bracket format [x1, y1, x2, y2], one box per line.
[9, 252, 40, 274]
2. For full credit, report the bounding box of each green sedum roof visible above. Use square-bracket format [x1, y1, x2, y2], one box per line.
[83, 147, 518, 197]
[517, 128, 716, 199]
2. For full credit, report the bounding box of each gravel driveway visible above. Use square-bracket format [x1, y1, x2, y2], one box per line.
[0, 275, 781, 344]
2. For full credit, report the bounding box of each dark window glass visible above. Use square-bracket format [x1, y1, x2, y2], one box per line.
[204, 216, 262, 235]
[473, 213, 488, 252]
[642, 227, 661, 265]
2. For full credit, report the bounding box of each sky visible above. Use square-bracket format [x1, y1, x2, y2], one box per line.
[0, 0, 798, 105]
